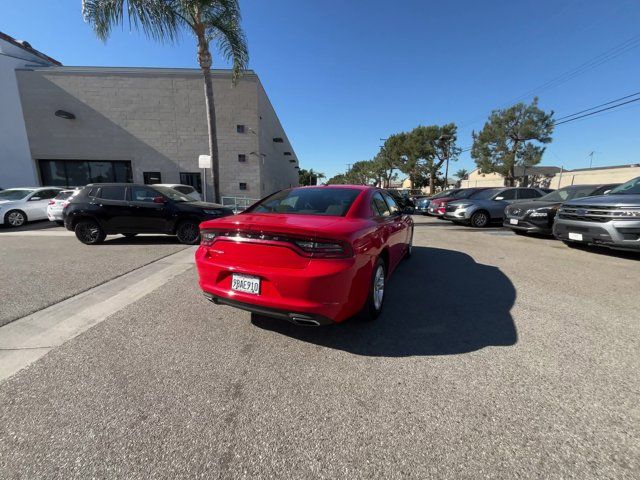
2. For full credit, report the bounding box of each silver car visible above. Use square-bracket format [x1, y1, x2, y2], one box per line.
[553, 176, 640, 251]
[0, 187, 63, 227]
[444, 187, 548, 227]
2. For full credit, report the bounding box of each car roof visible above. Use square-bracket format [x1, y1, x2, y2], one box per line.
[4, 187, 60, 191]
[294, 184, 374, 191]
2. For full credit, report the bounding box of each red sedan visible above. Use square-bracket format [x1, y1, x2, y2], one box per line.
[196, 185, 413, 326]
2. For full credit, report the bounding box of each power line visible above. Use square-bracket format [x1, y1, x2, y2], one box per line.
[554, 96, 640, 125]
[554, 91, 640, 121]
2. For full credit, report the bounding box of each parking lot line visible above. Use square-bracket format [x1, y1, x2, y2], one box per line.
[0, 247, 197, 382]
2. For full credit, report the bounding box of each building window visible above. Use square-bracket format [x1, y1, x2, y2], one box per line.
[236, 125, 246, 133]
[239, 182, 247, 191]
[284, 152, 292, 156]
[238, 154, 247, 163]
[38, 159, 132, 187]
[272, 137, 283, 143]
[143, 172, 162, 185]
[179, 172, 202, 193]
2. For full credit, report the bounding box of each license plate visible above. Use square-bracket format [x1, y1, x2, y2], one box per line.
[568, 232, 583, 241]
[509, 218, 518, 225]
[231, 274, 260, 295]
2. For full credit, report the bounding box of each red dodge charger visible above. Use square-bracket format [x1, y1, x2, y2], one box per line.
[195, 185, 413, 325]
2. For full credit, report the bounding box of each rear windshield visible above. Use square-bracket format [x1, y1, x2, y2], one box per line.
[174, 186, 195, 194]
[455, 188, 495, 199]
[247, 188, 361, 216]
[54, 191, 76, 201]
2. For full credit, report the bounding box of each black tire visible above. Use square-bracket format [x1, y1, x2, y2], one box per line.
[470, 210, 490, 228]
[4, 210, 27, 228]
[176, 220, 200, 245]
[75, 219, 106, 245]
[122, 233, 138, 238]
[362, 258, 386, 321]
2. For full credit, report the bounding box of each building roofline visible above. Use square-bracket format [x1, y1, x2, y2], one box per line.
[19, 65, 257, 78]
[0, 31, 61, 65]
[566, 163, 640, 172]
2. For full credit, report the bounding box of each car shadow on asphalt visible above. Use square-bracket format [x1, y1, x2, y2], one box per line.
[251, 246, 518, 356]
[0, 220, 60, 232]
[102, 235, 182, 245]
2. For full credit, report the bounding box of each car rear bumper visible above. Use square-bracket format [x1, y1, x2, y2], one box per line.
[195, 246, 370, 323]
[553, 218, 640, 251]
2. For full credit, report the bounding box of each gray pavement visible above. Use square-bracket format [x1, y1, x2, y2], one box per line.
[0, 217, 639, 479]
[0, 228, 188, 326]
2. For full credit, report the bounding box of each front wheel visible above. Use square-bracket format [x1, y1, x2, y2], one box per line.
[176, 221, 200, 245]
[362, 258, 386, 321]
[5, 210, 26, 227]
[470, 211, 489, 228]
[75, 220, 106, 245]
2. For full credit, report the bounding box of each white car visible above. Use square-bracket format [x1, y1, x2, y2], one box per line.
[0, 187, 63, 227]
[47, 189, 79, 224]
[154, 184, 202, 201]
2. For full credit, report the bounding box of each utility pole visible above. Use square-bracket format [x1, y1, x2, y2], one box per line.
[588, 151, 595, 169]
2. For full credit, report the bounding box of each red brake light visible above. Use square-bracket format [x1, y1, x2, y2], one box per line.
[48, 200, 55, 205]
[293, 239, 353, 258]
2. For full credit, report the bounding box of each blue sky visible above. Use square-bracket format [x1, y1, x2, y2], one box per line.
[4, 0, 640, 179]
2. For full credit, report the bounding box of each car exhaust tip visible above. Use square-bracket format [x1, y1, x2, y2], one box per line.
[289, 316, 321, 327]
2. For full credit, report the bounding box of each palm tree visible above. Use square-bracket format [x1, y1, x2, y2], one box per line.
[455, 168, 469, 180]
[82, 0, 248, 203]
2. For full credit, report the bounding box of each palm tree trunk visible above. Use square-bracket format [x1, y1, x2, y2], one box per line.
[196, 34, 221, 203]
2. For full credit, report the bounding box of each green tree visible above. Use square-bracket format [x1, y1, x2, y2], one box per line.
[83, 0, 249, 203]
[455, 168, 469, 180]
[345, 161, 377, 185]
[326, 173, 348, 185]
[471, 98, 554, 187]
[299, 168, 325, 186]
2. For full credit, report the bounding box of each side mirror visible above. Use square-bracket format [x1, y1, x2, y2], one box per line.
[153, 196, 166, 204]
[30, 196, 42, 201]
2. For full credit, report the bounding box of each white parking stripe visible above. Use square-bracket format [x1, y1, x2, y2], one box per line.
[0, 247, 196, 382]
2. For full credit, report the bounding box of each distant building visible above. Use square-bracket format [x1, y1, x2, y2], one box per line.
[1, 31, 298, 200]
[460, 164, 640, 189]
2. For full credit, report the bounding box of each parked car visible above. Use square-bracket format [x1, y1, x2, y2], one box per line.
[385, 189, 415, 214]
[504, 184, 619, 235]
[196, 185, 414, 325]
[444, 187, 548, 227]
[0, 187, 63, 227]
[47, 189, 80, 225]
[428, 188, 491, 217]
[64, 183, 234, 245]
[154, 183, 202, 201]
[414, 189, 460, 215]
[553, 176, 640, 252]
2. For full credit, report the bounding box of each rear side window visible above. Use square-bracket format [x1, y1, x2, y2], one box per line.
[382, 193, 399, 214]
[99, 186, 126, 201]
[497, 189, 516, 200]
[518, 188, 541, 199]
[372, 192, 391, 217]
[131, 186, 160, 202]
[248, 187, 361, 216]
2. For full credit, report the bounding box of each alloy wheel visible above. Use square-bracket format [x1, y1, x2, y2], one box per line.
[7, 211, 25, 227]
[472, 212, 488, 227]
[78, 223, 100, 243]
[177, 222, 199, 244]
[373, 264, 385, 310]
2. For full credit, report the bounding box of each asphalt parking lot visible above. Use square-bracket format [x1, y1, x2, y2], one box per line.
[1, 217, 638, 479]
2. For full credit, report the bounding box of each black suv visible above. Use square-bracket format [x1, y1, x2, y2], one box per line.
[64, 183, 234, 245]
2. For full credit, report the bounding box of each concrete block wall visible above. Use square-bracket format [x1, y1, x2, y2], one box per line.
[15, 67, 295, 200]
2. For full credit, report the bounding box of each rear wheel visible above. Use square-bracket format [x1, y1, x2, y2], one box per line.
[5, 210, 26, 227]
[470, 210, 489, 228]
[176, 220, 200, 245]
[75, 220, 106, 245]
[362, 258, 386, 321]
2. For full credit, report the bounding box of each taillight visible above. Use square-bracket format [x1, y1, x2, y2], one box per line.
[201, 230, 218, 246]
[200, 229, 353, 258]
[293, 239, 353, 258]
[48, 200, 55, 205]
